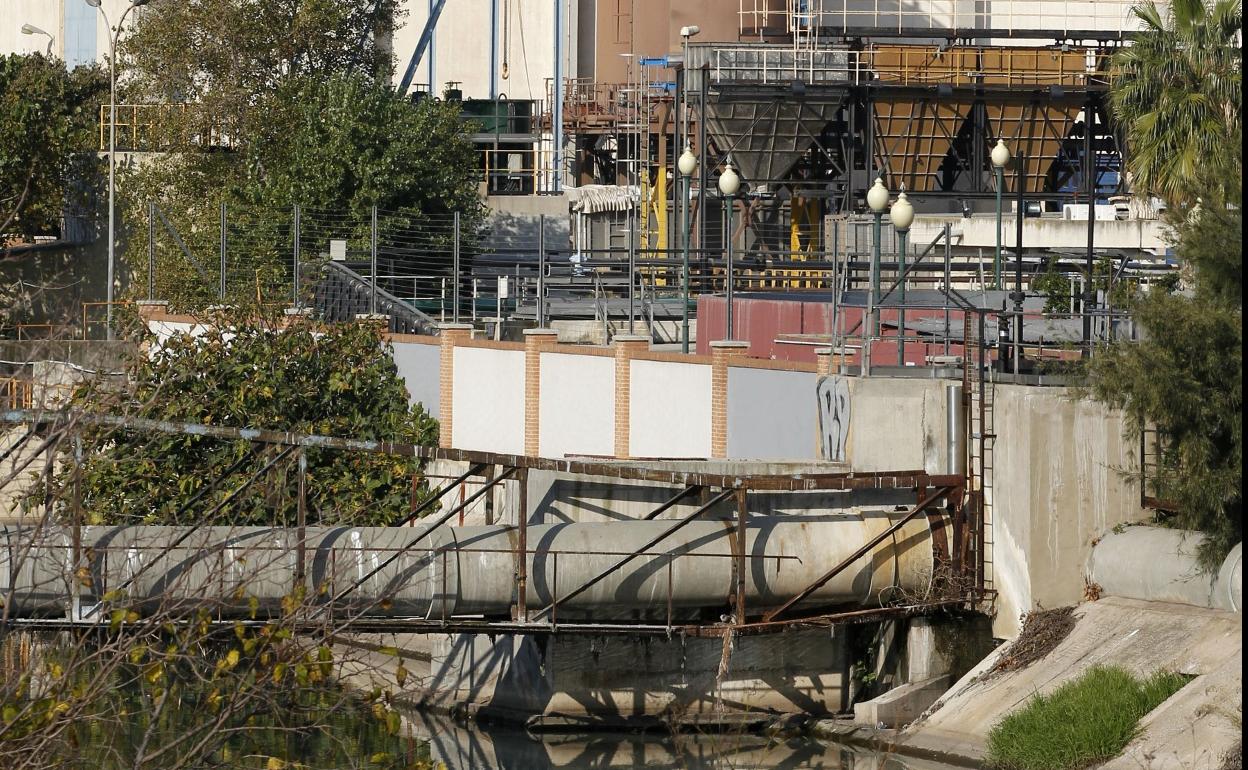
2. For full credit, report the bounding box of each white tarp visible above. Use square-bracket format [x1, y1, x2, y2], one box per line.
[565, 185, 640, 214]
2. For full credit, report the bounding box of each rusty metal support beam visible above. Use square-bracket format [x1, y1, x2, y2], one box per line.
[395, 462, 487, 527]
[531, 487, 737, 621]
[761, 485, 952, 622]
[642, 484, 703, 521]
[516, 468, 529, 622]
[734, 488, 748, 624]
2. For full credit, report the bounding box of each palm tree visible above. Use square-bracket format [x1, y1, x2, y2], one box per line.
[1111, 0, 1242, 207]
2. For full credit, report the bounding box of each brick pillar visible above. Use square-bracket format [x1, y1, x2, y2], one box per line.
[438, 323, 473, 448]
[612, 335, 651, 459]
[816, 347, 833, 378]
[710, 340, 749, 459]
[523, 328, 559, 456]
[134, 300, 169, 324]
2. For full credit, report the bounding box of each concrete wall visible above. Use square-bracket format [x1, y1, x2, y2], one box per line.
[425, 628, 848, 726]
[990, 384, 1148, 638]
[391, 338, 440, 414]
[0, 0, 130, 63]
[629, 359, 711, 459]
[726, 366, 819, 460]
[451, 345, 525, 454]
[956, 216, 1169, 255]
[843, 377, 949, 475]
[539, 351, 614, 458]
[396, 0, 565, 102]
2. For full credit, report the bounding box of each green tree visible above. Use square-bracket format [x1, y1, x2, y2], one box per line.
[1111, 0, 1242, 206]
[44, 311, 436, 526]
[1087, 200, 1242, 567]
[114, 0, 484, 309]
[1089, 1, 1243, 568]
[0, 54, 105, 243]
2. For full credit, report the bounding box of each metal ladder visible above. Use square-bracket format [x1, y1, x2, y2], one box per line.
[964, 311, 996, 594]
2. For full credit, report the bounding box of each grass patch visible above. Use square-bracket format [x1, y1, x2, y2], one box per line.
[986, 665, 1191, 770]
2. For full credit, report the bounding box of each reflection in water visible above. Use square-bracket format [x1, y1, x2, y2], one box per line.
[404, 710, 963, 770]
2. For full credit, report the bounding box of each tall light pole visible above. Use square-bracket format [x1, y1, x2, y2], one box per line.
[891, 188, 914, 367]
[86, 0, 150, 341]
[865, 177, 889, 375]
[20, 24, 55, 56]
[718, 158, 740, 340]
[678, 146, 697, 353]
[991, 138, 1011, 289]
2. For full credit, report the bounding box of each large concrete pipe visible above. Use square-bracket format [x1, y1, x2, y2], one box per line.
[1214, 543, 1242, 613]
[0, 512, 939, 620]
[1088, 527, 1242, 612]
[432, 512, 935, 619]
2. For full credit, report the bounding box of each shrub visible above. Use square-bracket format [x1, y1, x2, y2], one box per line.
[986, 665, 1190, 770]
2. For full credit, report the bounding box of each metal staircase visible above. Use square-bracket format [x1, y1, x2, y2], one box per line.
[311, 261, 440, 335]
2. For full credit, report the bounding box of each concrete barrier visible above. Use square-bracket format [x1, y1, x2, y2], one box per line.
[1088, 527, 1242, 611]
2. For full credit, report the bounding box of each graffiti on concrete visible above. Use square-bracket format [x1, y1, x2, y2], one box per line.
[816, 375, 851, 462]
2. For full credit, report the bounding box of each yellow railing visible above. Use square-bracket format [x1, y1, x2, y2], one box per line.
[477, 146, 558, 195]
[98, 103, 235, 152]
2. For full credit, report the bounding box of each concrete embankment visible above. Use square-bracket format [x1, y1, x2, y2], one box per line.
[891, 596, 1241, 767]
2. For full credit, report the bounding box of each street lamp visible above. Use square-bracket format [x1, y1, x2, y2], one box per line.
[85, 0, 150, 341]
[865, 176, 889, 375]
[991, 138, 1011, 289]
[678, 146, 698, 353]
[20, 24, 54, 56]
[718, 158, 740, 340]
[891, 188, 914, 367]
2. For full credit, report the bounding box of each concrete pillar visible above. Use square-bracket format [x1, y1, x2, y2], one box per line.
[438, 323, 473, 449]
[612, 335, 651, 459]
[710, 340, 749, 459]
[523, 328, 559, 456]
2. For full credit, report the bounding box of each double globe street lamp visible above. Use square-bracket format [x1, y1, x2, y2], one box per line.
[863, 177, 915, 373]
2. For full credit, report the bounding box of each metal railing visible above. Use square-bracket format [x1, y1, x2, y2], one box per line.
[737, 0, 1162, 36]
[98, 103, 235, 152]
[705, 44, 1115, 87]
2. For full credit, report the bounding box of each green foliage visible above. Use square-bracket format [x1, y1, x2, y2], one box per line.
[115, 0, 484, 310]
[1111, 0, 1242, 206]
[1087, 200, 1242, 568]
[46, 311, 436, 526]
[1032, 256, 1138, 314]
[1, 618, 434, 769]
[987, 665, 1190, 770]
[0, 54, 106, 238]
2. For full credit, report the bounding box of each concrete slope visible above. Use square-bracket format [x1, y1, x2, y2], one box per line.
[899, 597, 1242, 766]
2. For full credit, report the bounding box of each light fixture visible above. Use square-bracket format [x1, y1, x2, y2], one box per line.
[891, 189, 915, 232]
[678, 146, 697, 177]
[991, 138, 1011, 169]
[867, 177, 889, 213]
[718, 159, 740, 197]
[21, 24, 54, 55]
[680, 25, 701, 38]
